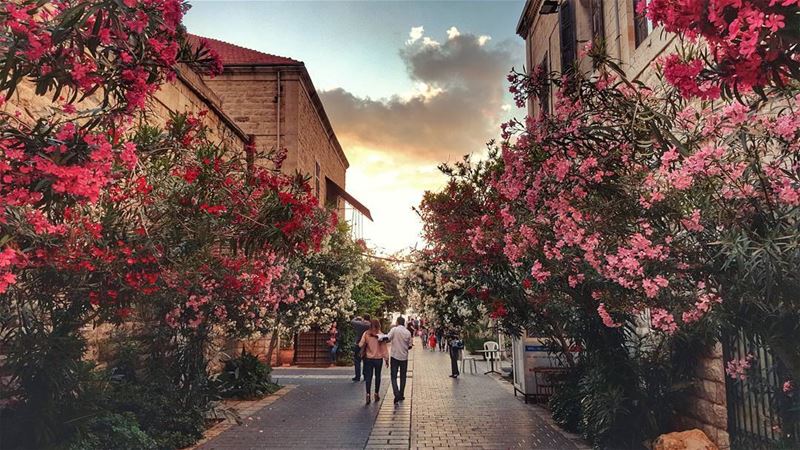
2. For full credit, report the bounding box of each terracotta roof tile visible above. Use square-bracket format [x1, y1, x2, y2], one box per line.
[187, 34, 302, 66]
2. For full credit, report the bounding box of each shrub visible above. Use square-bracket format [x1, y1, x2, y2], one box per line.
[65, 413, 156, 450]
[548, 368, 582, 433]
[108, 380, 208, 450]
[216, 350, 279, 400]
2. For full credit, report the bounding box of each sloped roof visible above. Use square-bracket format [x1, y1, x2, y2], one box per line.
[187, 34, 302, 66]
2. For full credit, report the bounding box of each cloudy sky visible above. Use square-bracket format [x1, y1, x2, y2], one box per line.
[185, 0, 526, 254]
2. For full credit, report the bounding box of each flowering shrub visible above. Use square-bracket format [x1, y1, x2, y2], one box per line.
[276, 223, 368, 333]
[425, 53, 800, 376]
[0, 1, 335, 446]
[401, 251, 486, 328]
[418, 3, 800, 444]
[645, 0, 800, 98]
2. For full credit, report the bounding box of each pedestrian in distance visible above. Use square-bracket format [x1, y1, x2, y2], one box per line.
[421, 327, 429, 349]
[446, 328, 464, 378]
[387, 316, 413, 404]
[428, 332, 437, 351]
[358, 318, 389, 404]
[436, 328, 446, 352]
[350, 314, 371, 381]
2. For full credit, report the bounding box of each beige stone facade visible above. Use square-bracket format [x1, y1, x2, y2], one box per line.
[516, 2, 729, 447]
[517, 0, 676, 116]
[196, 54, 350, 217]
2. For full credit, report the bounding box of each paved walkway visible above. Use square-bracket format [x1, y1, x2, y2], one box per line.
[197, 340, 585, 449]
[410, 347, 581, 449]
[197, 367, 389, 449]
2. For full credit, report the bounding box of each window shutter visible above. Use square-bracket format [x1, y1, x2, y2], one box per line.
[633, 0, 650, 47]
[559, 0, 576, 73]
[539, 55, 550, 116]
[591, 0, 604, 45]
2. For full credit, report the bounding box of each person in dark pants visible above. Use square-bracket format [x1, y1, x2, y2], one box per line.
[358, 318, 389, 404]
[351, 314, 371, 381]
[447, 328, 463, 378]
[436, 328, 445, 352]
[387, 316, 413, 403]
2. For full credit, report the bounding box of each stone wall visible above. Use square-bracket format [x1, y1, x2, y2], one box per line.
[674, 343, 731, 449]
[294, 80, 347, 209]
[200, 67, 348, 212]
[521, 0, 678, 116]
[200, 71, 280, 156]
[5, 65, 248, 154]
[153, 66, 249, 152]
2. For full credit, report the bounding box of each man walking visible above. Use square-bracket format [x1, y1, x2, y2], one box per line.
[387, 316, 413, 403]
[351, 314, 371, 381]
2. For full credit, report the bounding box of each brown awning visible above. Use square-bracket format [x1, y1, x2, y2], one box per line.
[326, 177, 373, 221]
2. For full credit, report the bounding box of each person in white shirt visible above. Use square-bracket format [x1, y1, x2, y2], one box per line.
[386, 316, 413, 403]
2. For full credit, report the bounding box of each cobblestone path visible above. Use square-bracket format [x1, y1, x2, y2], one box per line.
[410, 346, 583, 449]
[197, 340, 585, 449]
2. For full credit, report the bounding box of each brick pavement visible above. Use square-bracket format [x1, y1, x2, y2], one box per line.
[197, 367, 388, 449]
[196, 342, 586, 450]
[410, 346, 583, 449]
[365, 352, 414, 449]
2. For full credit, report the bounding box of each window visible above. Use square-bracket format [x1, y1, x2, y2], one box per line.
[590, 0, 605, 47]
[590, 0, 605, 67]
[314, 161, 321, 199]
[633, 0, 653, 47]
[559, 0, 576, 73]
[538, 54, 550, 116]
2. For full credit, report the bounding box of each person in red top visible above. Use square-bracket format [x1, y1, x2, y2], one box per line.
[428, 332, 437, 351]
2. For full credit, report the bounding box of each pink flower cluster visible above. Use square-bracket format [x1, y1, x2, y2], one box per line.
[650, 308, 678, 334]
[682, 282, 722, 324]
[726, 354, 754, 381]
[646, 0, 800, 94]
[597, 303, 622, 328]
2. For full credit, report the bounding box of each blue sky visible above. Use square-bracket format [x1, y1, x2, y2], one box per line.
[185, 1, 527, 253]
[186, 1, 525, 98]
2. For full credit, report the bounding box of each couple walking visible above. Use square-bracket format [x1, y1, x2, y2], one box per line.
[351, 315, 413, 405]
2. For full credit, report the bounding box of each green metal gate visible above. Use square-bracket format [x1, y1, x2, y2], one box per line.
[723, 331, 799, 449]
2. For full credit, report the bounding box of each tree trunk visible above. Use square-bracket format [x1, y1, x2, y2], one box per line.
[265, 325, 280, 366]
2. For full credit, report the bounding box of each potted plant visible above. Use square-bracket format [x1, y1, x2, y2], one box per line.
[278, 330, 295, 366]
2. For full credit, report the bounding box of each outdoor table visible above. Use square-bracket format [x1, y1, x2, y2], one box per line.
[472, 349, 502, 375]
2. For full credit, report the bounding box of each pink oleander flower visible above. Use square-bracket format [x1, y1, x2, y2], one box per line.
[726, 354, 754, 381]
[598, 303, 622, 328]
[530, 260, 551, 283]
[651, 308, 678, 334]
[783, 380, 794, 393]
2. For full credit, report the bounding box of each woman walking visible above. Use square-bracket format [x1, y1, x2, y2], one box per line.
[358, 318, 389, 404]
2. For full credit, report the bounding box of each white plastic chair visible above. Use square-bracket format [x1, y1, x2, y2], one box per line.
[460, 350, 478, 374]
[483, 341, 501, 374]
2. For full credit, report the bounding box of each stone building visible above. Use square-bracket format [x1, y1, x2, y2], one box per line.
[516, 1, 729, 448]
[188, 35, 371, 223]
[186, 35, 372, 366]
[7, 34, 371, 368]
[516, 0, 675, 116]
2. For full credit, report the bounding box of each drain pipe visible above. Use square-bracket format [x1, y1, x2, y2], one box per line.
[614, 0, 622, 61]
[276, 70, 282, 150]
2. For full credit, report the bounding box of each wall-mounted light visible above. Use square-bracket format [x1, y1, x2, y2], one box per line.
[540, 0, 559, 14]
